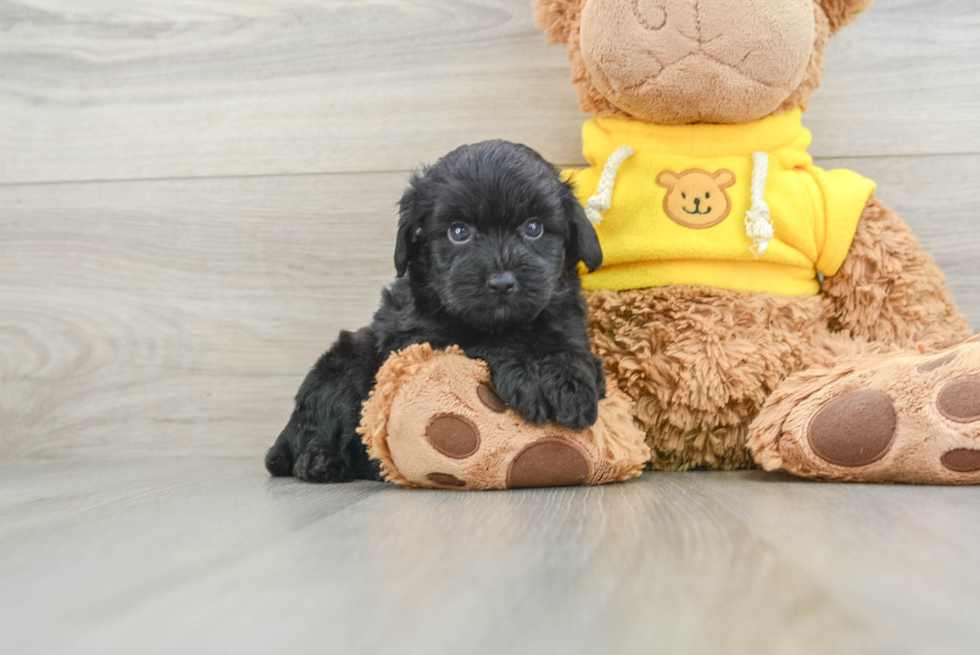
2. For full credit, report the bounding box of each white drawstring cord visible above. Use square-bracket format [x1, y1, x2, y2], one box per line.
[745, 151, 774, 258]
[584, 146, 635, 226]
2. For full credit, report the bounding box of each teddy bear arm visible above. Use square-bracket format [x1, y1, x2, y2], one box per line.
[822, 196, 972, 350]
[359, 344, 648, 489]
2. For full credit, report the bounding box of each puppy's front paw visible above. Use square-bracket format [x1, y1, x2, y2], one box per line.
[591, 355, 607, 401]
[542, 360, 601, 431]
[491, 365, 552, 427]
[293, 442, 352, 483]
[492, 357, 601, 431]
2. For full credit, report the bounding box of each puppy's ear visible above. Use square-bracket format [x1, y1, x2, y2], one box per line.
[394, 174, 425, 277]
[562, 183, 602, 272]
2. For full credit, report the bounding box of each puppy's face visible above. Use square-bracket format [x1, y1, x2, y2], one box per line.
[395, 140, 601, 330]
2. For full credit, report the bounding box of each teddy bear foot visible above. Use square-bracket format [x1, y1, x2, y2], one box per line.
[358, 344, 650, 490]
[749, 336, 980, 484]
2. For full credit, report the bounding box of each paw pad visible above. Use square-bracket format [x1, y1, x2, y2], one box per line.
[918, 352, 957, 373]
[426, 472, 467, 487]
[941, 449, 980, 473]
[506, 437, 591, 488]
[936, 377, 980, 423]
[476, 383, 507, 413]
[425, 414, 480, 458]
[807, 390, 897, 467]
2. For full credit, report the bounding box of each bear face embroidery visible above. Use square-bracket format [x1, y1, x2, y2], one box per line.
[655, 169, 737, 229]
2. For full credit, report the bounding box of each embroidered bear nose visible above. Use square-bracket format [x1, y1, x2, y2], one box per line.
[694, 197, 701, 207]
[487, 271, 517, 294]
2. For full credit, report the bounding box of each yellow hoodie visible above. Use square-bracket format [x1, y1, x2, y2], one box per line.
[565, 109, 876, 296]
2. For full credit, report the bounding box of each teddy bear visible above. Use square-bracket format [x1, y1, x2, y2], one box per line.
[358, 0, 980, 488]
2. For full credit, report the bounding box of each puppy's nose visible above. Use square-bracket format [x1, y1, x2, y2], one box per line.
[693, 197, 701, 206]
[487, 271, 517, 294]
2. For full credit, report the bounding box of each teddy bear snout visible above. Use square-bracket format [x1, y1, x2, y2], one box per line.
[633, 0, 667, 31]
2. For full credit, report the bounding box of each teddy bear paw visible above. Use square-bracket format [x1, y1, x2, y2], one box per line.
[753, 337, 980, 484]
[358, 345, 648, 490]
[407, 383, 594, 490]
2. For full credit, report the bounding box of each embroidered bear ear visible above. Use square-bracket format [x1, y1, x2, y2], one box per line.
[655, 171, 679, 189]
[713, 170, 737, 188]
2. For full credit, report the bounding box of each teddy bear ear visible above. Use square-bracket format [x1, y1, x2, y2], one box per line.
[817, 0, 874, 34]
[532, 0, 585, 45]
[655, 171, 678, 188]
[713, 169, 737, 188]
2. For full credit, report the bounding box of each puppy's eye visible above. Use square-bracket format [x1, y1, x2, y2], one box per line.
[522, 219, 543, 240]
[448, 223, 473, 244]
[705, 192, 710, 199]
[681, 192, 686, 199]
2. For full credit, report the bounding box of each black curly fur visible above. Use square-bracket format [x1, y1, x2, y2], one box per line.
[265, 140, 604, 483]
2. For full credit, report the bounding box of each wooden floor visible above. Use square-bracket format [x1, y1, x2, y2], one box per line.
[2, 1, 980, 652]
[2, 459, 979, 655]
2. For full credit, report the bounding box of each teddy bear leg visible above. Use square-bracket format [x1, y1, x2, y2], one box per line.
[586, 286, 841, 471]
[749, 335, 980, 484]
[358, 345, 649, 490]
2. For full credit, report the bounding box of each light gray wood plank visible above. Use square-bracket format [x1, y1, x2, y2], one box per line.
[1, 154, 977, 460]
[0, 171, 404, 460]
[0, 459, 388, 653]
[0, 462, 850, 654]
[806, 0, 980, 159]
[698, 471, 980, 654]
[1, 0, 979, 186]
[4, 461, 980, 654]
[0, 0, 581, 184]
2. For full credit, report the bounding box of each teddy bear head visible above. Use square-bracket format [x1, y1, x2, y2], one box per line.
[533, 0, 872, 124]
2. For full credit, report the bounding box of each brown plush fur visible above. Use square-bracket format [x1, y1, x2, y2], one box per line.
[359, 344, 650, 489]
[564, 7, 631, 120]
[533, 0, 584, 45]
[775, 2, 832, 116]
[586, 196, 972, 471]
[819, 0, 875, 34]
[586, 285, 860, 470]
[748, 337, 980, 484]
[822, 197, 972, 350]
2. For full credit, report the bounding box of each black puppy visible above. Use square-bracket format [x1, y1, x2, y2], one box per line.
[265, 140, 605, 483]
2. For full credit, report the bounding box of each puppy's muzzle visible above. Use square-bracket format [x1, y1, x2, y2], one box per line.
[487, 271, 518, 295]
